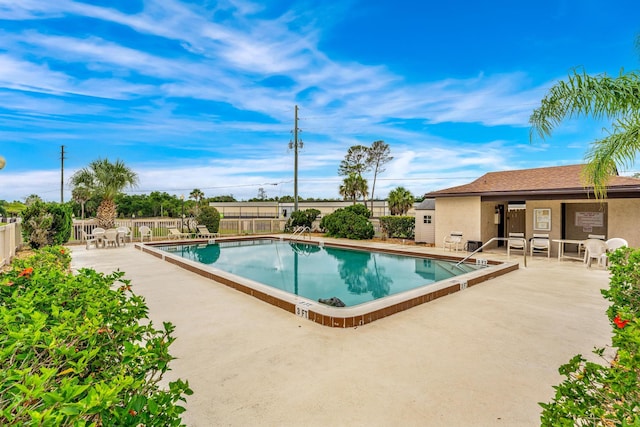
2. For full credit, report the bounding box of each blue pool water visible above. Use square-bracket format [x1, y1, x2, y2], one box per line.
[158, 239, 484, 307]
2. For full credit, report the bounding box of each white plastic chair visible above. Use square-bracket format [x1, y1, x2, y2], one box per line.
[103, 229, 119, 248]
[583, 239, 608, 268]
[139, 225, 153, 242]
[443, 232, 463, 251]
[601, 238, 628, 266]
[507, 232, 525, 256]
[529, 233, 550, 258]
[587, 234, 606, 240]
[579, 234, 605, 257]
[82, 230, 98, 249]
[92, 227, 106, 248]
[117, 226, 131, 245]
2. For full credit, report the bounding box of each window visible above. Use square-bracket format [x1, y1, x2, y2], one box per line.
[423, 215, 432, 224]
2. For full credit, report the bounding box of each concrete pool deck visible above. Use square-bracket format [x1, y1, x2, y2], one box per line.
[70, 240, 612, 426]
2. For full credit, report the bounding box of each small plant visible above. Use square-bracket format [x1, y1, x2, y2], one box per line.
[0, 246, 192, 425]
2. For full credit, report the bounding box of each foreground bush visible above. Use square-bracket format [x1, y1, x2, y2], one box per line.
[319, 205, 374, 240]
[21, 202, 73, 249]
[0, 246, 192, 426]
[540, 247, 640, 426]
[379, 216, 415, 239]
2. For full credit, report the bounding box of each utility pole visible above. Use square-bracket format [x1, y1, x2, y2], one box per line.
[60, 145, 66, 203]
[289, 105, 303, 212]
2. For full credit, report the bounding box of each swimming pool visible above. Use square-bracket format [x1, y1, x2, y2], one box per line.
[138, 237, 518, 327]
[156, 239, 482, 307]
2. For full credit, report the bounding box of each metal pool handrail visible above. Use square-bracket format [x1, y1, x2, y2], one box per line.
[455, 237, 527, 268]
[291, 226, 310, 240]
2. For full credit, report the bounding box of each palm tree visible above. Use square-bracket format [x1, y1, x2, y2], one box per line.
[189, 188, 205, 215]
[71, 184, 91, 219]
[530, 64, 640, 198]
[70, 158, 138, 228]
[388, 186, 414, 215]
[339, 173, 368, 204]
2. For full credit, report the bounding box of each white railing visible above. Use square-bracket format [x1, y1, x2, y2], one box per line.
[290, 226, 310, 240]
[72, 219, 185, 242]
[70, 218, 288, 243]
[0, 222, 22, 267]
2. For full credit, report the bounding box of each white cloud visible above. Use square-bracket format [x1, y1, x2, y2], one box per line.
[0, 0, 582, 203]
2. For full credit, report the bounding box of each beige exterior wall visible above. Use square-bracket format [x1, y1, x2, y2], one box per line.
[480, 201, 502, 250]
[524, 200, 562, 257]
[605, 199, 640, 247]
[433, 197, 640, 256]
[434, 196, 481, 249]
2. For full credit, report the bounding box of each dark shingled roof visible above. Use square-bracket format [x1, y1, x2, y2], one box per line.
[425, 164, 640, 198]
[415, 199, 435, 210]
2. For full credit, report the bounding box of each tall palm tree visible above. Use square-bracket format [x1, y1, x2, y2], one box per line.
[339, 173, 368, 204]
[388, 186, 414, 215]
[530, 64, 640, 198]
[71, 184, 91, 219]
[189, 188, 205, 216]
[70, 158, 138, 228]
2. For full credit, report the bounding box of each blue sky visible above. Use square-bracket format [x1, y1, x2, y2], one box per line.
[1, 0, 639, 202]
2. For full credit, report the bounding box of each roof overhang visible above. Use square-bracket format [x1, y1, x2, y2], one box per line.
[427, 186, 640, 201]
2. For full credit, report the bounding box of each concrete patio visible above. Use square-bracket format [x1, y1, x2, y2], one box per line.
[70, 241, 612, 427]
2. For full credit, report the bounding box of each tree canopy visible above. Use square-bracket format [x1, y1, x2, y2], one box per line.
[70, 158, 138, 227]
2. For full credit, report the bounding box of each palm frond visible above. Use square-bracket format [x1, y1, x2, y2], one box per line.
[582, 115, 640, 198]
[530, 69, 640, 141]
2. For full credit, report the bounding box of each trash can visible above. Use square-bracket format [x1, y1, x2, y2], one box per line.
[466, 240, 483, 252]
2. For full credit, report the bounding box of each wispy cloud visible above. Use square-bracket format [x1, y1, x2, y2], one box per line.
[0, 0, 600, 202]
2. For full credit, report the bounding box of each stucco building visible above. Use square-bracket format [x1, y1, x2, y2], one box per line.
[417, 164, 640, 255]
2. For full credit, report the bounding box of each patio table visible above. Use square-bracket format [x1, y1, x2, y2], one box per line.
[552, 239, 585, 262]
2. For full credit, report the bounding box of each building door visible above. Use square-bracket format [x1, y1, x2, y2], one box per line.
[507, 208, 526, 234]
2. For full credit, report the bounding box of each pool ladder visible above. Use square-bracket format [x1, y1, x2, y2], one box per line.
[290, 226, 310, 241]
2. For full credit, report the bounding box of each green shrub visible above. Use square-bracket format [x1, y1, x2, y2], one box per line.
[540, 247, 640, 425]
[284, 209, 320, 232]
[319, 208, 374, 240]
[344, 204, 371, 218]
[379, 216, 415, 239]
[197, 206, 220, 233]
[0, 246, 192, 426]
[20, 202, 73, 249]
